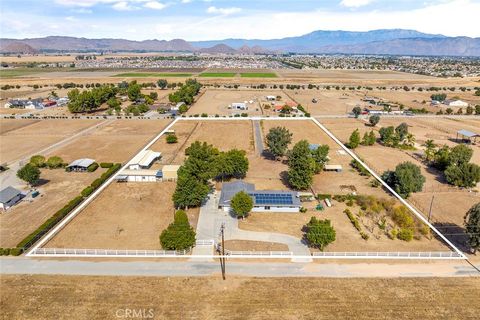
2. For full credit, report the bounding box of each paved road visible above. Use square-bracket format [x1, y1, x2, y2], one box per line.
[253, 120, 264, 155]
[1, 257, 479, 277]
[193, 192, 312, 261]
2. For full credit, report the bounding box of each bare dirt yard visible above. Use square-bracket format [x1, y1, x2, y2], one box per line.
[0, 119, 103, 163]
[224, 240, 288, 251]
[0, 168, 103, 247]
[45, 182, 198, 250]
[287, 89, 365, 115]
[2, 274, 479, 320]
[188, 89, 295, 116]
[53, 119, 172, 163]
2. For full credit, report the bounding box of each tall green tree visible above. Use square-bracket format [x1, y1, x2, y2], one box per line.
[424, 140, 437, 162]
[266, 126, 293, 159]
[157, 79, 168, 89]
[17, 163, 41, 186]
[311, 144, 329, 173]
[305, 217, 336, 251]
[395, 122, 409, 141]
[287, 140, 315, 190]
[215, 149, 249, 181]
[29, 155, 46, 168]
[230, 191, 254, 219]
[160, 210, 196, 250]
[448, 144, 473, 167]
[464, 203, 480, 254]
[183, 141, 219, 182]
[352, 106, 362, 118]
[347, 129, 361, 149]
[382, 162, 425, 198]
[127, 81, 142, 101]
[172, 171, 210, 208]
[445, 163, 480, 188]
[369, 115, 380, 126]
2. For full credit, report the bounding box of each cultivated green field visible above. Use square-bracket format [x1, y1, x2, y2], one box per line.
[240, 72, 278, 78]
[0, 68, 74, 78]
[112, 72, 193, 77]
[199, 72, 237, 77]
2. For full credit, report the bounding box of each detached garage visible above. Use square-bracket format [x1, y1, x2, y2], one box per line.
[116, 169, 161, 182]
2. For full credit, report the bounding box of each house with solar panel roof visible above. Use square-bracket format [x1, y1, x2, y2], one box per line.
[218, 181, 301, 213]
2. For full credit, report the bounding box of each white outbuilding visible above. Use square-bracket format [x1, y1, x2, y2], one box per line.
[231, 102, 248, 110]
[443, 100, 469, 107]
[0, 186, 23, 210]
[128, 150, 161, 170]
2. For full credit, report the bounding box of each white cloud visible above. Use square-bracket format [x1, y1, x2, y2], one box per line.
[340, 0, 373, 8]
[71, 8, 93, 13]
[181, 0, 191, 3]
[206, 6, 241, 15]
[144, 1, 166, 10]
[65, 16, 78, 21]
[112, 1, 138, 11]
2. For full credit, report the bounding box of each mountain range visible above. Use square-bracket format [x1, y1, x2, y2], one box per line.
[1, 29, 479, 56]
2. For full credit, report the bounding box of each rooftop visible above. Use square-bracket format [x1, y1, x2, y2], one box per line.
[457, 129, 479, 138]
[219, 181, 300, 207]
[67, 158, 95, 168]
[0, 186, 22, 203]
[130, 149, 161, 168]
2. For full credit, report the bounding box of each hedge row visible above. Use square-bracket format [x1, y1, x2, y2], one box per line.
[13, 163, 122, 254]
[0, 248, 22, 256]
[100, 162, 114, 168]
[87, 162, 99, 172]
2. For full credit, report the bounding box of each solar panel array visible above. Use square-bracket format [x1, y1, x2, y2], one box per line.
[251, 193, 294, 205]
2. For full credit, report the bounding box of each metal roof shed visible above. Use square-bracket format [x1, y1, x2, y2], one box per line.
[456, 129, 479, 144]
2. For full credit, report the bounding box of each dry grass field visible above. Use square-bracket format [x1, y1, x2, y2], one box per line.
[2, 275, 479, 320]
[0, 119, 103, 163]
[45, 182, 198, 250]
[0, 168, 103, 247]
[224, 240, 289, 251]
[53, 119, 171, 163]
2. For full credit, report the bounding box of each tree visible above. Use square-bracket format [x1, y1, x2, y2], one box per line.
[29, 155, 46, 168]
[379, 126, 397, 147]
[382, 162, 425, 198]
[464, 203, 480, 254]
[215, 149, 249, 181]
[445, 163, 480, 188]
[149, 91, 158, 100]
[369, 115, 380, 126]
[172, 171, 210, 208]
[106, 97, 121, 110]
[166, 134, 178, 144]
[230, 191, 253, 219]
[127, 82, 142, 101]
[17, 163, 41, 186]
[183, 141, 219, 182]
[433, 145, 451, 170]
[424, 140, 437, 162]
[403, 133, 416, 147]
[305, 217, 336, 251]
[157, 79, 168, 90]
[266, 126, 292, 159]
[361, 130, 376, 146]
[287, 140, 315, 190]
[395, 122, 409, 141]
[347, 129, 361, 149]
[448, 144, 473, 166]
[431, 93, 447, 101]
[46, 156, 64, 169]
[311, 144, 329, 173]
[352, 106, 362, 118]
[160, 210, 196, 250]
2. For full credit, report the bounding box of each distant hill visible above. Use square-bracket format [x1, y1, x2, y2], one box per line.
[0, 41, 38, 54]
[1, 29, 479, 56]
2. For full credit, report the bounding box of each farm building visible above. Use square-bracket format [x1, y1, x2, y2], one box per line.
[128, 150, 161, 170]
[456, 129, 479, 144]
[324, 164, 343, 172]
[66, 158, 96, 172]
[231, 102, 248, 110]
[116, 169, 161, 182]
[159, 165, 180, 181]
[0, 186, 23, 210]
[219, 181, 301, 213]
[266, 95, 276, 101]
[443, 100, 469, 107]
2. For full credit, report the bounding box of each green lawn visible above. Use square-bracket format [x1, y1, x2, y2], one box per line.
[240, 72, 278, 78]
[112, 72, 193, 77]
[199, 72, 237, 77]
[0, 68, 74, 78]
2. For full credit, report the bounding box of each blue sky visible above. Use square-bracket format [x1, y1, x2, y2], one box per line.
[1, 0, 479, 40]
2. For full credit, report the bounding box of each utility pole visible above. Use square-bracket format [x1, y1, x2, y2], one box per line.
[428, 195, 435, 222]
[220, 223, 226, 280]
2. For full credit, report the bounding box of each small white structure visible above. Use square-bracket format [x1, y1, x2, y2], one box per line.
[160, 165, 180, 181]
[444, 100, 469, 107]
[266, 95, 276, 101]
[231, 102, 248, 110]
[128, 150, 161, 170]
[324, 164, 343, 172]
[0, 186, 23, 210]
[117, 169, 160, 182]
[66, 158, 95, 172]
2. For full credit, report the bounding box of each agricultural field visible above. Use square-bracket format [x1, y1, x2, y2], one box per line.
[187, 89, 294, 116]
[240, 72, 278, 78]
[45, 182, 198, 250]
[3, 275, 479, 320]
[0, 168, 104, 247]
[112, 72, 194, 78]
[199, 72, 236, 77]
[0, 119, 103, 164]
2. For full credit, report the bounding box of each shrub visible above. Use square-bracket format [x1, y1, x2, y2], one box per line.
[30, 155, 46, 168]
[391, 206, 415, 228]
[397, 228, 414, 241]
[344, 209, 361, 231]
[87, 162, 99, 172]
[305, 217, 336, 250]
[100, 162, 113, 168]
[166, 134, 178, 144]
[360, 232, 370, 240]
[316, 193, 331, 200]
[46, 156, 64, 169]
[81, 186, 94, 197]
[160, 210, 196, 250]
[9, 248, 23, 256]
[300, 207, 308, 213]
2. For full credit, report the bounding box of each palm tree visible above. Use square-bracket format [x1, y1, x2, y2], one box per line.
[404, 133, 416, 147]
[424, 139, 437, 162]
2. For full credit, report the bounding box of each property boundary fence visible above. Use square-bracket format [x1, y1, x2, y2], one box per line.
[311, 251, 463, 258]
[29, 248, 189, 257]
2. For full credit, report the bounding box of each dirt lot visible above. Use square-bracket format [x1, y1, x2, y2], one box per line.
[188, 89, 295, 116]
[287, 89, 365, 115]
[2, 274, 479, 320]
[45, 182, 198, 250]
[53, 119, 171, 163]
[0, 119, 103, 163]
[224, 240, 288, 251]
[0, 168, 103, 247]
